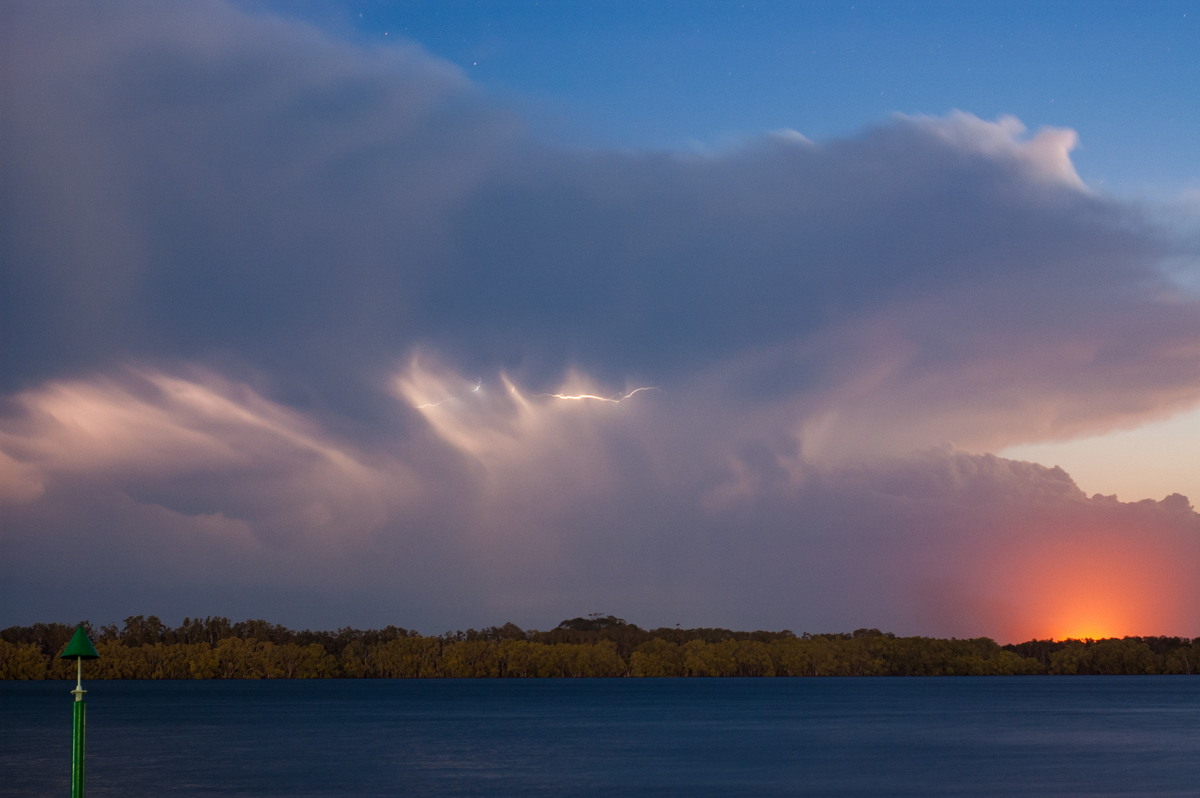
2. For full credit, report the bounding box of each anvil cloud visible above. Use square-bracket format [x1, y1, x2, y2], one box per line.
[2, 0, 1198, 640]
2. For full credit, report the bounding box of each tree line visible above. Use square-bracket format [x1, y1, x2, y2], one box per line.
[2, 615, 1197, 679]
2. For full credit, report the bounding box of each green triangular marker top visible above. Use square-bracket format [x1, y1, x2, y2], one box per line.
[60, 625, 99, 660]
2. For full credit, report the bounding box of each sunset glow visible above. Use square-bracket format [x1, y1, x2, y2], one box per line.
[993, 523, 1194, 643]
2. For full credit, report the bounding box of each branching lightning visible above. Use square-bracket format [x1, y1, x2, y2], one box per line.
[545, 386, 659, 403]
[401, 359, 657, 417]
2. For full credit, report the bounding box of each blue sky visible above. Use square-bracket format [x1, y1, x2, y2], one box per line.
[2, 0, 1198, 640]
[255, 0, 1199, 197]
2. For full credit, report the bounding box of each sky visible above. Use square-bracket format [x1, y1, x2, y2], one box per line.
[2, 0, 1198, 643]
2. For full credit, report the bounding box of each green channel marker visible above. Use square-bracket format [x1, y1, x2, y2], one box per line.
[60, 626, 99, 798]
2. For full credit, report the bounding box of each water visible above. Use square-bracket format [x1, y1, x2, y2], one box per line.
[2, 677, 1198, 796]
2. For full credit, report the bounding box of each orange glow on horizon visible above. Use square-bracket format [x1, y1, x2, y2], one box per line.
[1027, 616, 1136, 644]
[1026, 570, 1150, 641]
[991, 526, 1192, 643]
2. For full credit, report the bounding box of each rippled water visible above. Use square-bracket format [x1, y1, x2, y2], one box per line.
[3, 677, 1198, 796]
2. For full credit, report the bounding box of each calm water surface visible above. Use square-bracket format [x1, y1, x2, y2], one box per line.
[2, 677, 1198, 796]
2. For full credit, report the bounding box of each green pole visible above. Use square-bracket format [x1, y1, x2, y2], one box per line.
[71, 660, 86, 798]
[60, 626, 99, 798]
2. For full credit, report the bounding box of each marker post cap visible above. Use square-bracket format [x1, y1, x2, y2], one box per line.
[60, 626, 99, 660]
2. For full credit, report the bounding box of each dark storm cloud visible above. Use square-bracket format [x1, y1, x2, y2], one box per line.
[2, 0, 1198, 637]
[2, 0, 514, 399]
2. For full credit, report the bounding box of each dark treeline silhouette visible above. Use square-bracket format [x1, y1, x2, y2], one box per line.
[3, 615, 1197, 679]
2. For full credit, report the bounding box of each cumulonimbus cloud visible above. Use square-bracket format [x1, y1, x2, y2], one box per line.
[2, 0, 1198, 638]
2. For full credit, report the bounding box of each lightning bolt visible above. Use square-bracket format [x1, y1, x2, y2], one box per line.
[546, 386, 659, 403]
[406, 369, 656, 412]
